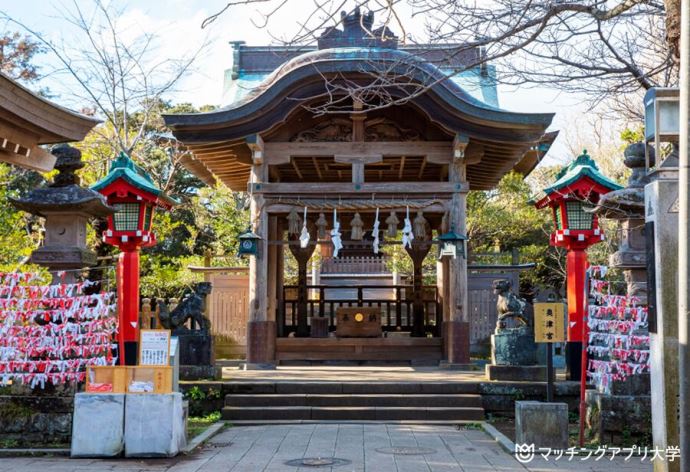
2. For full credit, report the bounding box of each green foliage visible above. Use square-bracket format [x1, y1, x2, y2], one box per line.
[0, 164, 42, 270]
[187, 411, 222, 438]
[467, 171, 561, 292]
[185, 386, 206, 402]
[620, 127, 644, 144]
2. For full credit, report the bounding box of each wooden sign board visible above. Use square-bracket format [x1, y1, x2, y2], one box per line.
[534, 303, 566, 343]
[139, 329, 171, 366]
[335, 307, 382, 338]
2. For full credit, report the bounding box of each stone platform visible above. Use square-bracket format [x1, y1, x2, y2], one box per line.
[485, 364, 552, 381]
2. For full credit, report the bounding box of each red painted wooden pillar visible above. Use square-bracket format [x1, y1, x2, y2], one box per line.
[117, 249, 140, 365]
[566, 249, 588, 342]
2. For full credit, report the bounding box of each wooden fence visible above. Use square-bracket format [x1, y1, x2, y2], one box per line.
[139, 267, 249, 359]
[320, 256, 387, 274]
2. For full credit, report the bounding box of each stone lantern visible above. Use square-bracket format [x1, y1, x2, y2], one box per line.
[593, 143, 649, 302]
[11, 144, 114, 283]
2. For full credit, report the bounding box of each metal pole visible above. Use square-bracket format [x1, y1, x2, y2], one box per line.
[678, 0, 690, 467]
[546, 341, 554, 403]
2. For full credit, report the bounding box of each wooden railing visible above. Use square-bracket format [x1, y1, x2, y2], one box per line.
[279, 284, 441, 337]
[320, 256, 387, 274]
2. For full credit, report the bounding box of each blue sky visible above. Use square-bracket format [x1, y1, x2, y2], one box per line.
[1, 0, 616, 166]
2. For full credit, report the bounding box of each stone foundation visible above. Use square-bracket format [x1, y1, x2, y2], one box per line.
[0, 383, 76, 447]
[485, 364, 551, 381]
[585, 389, 652, 444]
[515, 401, 568, 449]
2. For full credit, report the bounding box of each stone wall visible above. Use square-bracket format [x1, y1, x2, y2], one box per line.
[0, 383, 76, 447]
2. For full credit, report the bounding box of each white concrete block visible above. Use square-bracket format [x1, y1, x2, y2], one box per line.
[124, 393, 186, 457]
[71, 393, 125, 457]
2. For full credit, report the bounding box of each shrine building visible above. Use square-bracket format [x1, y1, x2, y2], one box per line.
[164, 9, 556, 366]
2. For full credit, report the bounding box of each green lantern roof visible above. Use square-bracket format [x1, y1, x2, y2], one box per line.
[91, 152, 178, 205]
[543, 150, 622, 195]
[436, 226, 467, 242]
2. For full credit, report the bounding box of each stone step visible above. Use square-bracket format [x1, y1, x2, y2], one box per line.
[225, 393, 483, 408]
[222, 406, 485, 422]
[220, 381, 479, 395]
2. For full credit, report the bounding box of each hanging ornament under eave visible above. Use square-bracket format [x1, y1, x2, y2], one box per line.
[287, 207, 301, 236]
[385, 210, 398, 238]
[372, 208, 381, 254]
[331, 208, 343, 258]
[299, 206, 310, 248]
[413, 210, 429, 241]
[350, 212, 364, 240]
[402, 206, 414, 249]
[316, 212, 328, 240]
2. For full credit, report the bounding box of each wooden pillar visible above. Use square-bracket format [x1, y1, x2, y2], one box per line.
[267, 215, 278, 322]
[276, 222, 285, 337]
[288, 234, 317, 337]
[444, 138, 470, 364]
[246, 138, 276, 365]
[405, 241, 432, 337]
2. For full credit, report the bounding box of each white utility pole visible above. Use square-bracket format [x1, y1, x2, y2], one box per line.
[678, 0, 690, 469]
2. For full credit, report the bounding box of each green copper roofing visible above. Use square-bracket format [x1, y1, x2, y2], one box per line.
[91, 152, 178, 205]
[436, 226, 467, 242]
[543, 150, 623, 195]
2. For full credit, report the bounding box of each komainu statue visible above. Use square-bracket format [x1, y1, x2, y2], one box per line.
[158, 282, 212, 332]
[493, 279, 531, 332]
[489, 278, 537, 367]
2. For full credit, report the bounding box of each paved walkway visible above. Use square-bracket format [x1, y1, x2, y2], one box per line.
[0, 424, 652, 472]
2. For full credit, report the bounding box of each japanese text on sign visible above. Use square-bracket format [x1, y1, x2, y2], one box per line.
[139, 329, 171, 366]
[534, 303, 565, 343]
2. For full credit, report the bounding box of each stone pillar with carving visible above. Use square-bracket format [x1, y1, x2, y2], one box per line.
[11, 144, 114, 284]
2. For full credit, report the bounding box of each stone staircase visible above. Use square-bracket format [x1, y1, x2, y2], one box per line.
[222, 382, 485, 423]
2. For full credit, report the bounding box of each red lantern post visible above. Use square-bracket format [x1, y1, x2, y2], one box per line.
[534, 150, 621, 445]
[92, 153, 176, 365]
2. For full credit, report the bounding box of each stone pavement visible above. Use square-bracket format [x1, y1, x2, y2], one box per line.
[0, 424, 652, 472]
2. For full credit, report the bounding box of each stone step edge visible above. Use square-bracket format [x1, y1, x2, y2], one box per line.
[226, 420, 485, 425]
[222, 406, 485, 412]
[224, 394, 483, 407]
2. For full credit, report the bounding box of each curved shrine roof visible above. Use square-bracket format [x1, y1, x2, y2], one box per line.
[164, 9, 556, 192]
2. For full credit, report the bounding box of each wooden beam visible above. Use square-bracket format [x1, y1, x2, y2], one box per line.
[334, 154, 382, 164]
[264, 141, 453, 163]
[398, 156, 406, 179]
[463, 142, 484, 165]
[0, 146, 56, 173]
[265, 202, 449, 214]
[453, 134, 469, 159]
[311, 157, 322, 179]
[417, 158, 427, 179]
[250, 181, 468, 195]
[290, 157, 303, 179]
[246, 134, 264, 164]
